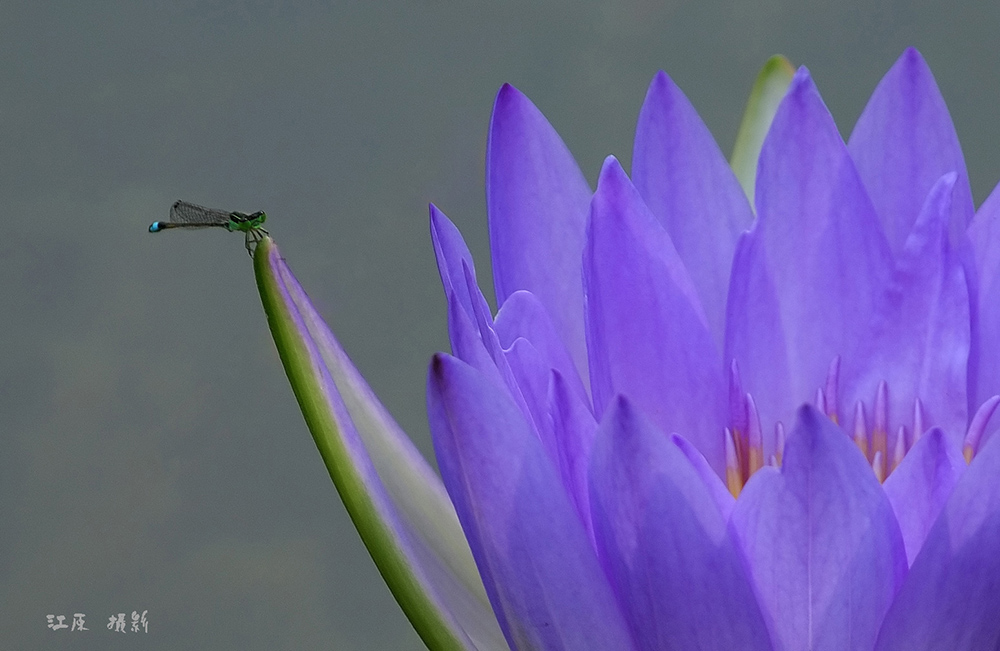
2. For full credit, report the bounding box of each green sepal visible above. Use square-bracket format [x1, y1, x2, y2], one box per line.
[730, 55, 795, 208]
[254, 238, 506, 650]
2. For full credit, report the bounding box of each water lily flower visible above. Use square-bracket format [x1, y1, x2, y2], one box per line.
[255, 47, 1000, 650]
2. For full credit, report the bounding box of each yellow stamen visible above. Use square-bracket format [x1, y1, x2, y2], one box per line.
[824, 356, 841, 425]
[725, 428, 742, 498]
[731, 427, 747, 479]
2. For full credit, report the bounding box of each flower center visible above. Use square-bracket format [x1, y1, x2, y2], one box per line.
[723, 357, 1000, 497]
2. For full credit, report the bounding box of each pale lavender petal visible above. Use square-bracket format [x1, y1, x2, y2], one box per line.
[589, 397, 772, 650]
[494, 290, 590, 403]
[632, 70, 754, 343]
[967, 180, 1000, 407]
[849, 47, 974, 255]
[731, 405, 907, 651]
[882, 428, 965, 565]
[724, 224, 793, 454]
[585, 156, 727, 473]
[428, 354, 637, 650]
[842, 174, 970, 442]
[430, 203, 478, 320]
[487, 84, 593, 380]
[875, 434, 1000, 650]
[751, 67, 893, 423]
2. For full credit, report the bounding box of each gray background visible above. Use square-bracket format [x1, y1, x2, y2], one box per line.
[2, 1, 997, 649]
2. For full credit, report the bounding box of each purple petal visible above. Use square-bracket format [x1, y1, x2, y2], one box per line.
[731, 405, 907, 651]
[875, 433, 1000, 650]
[589, 397, 772, 650]
[428, 354, 637, 650]
[494, 290, 590, 403]
[849, 48, 974, 255]
[967, 180, 1000, 407]
[842, 173, 970, 443]
[882, 428, 965, 565]
[747, 67, 893, 427]
[585, 156, 727, 474]
[431, 204, 509, 392]
[430, 203, 479, 321]
[487, 84, 593, 381]
[632, 70, 754, 343]
[724, 224, 793, 454]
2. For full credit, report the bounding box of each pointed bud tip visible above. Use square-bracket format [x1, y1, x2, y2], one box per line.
[901, 46, 925, 66]
[429, 352, 452, 380]
[647, 69, 676, 96]
[762, 54, 795, 76]
[792, 65, 812, 83]
[493, 82, 527, 115]
[938, 170, 959, 188]
[794, 402, 824, 426]
[428, 202, 445, 230]
[608, 393, 634, 418]
[497, 81, 517, 97]
[593, 156, 631, 203]
[489, 83, 535, 137]
[599, 154, 624, 177]
[255, 235, 279, 268]
[766, 66, 826, 130]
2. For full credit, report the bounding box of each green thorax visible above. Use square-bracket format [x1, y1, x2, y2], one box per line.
[226, 211, 267, 233]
